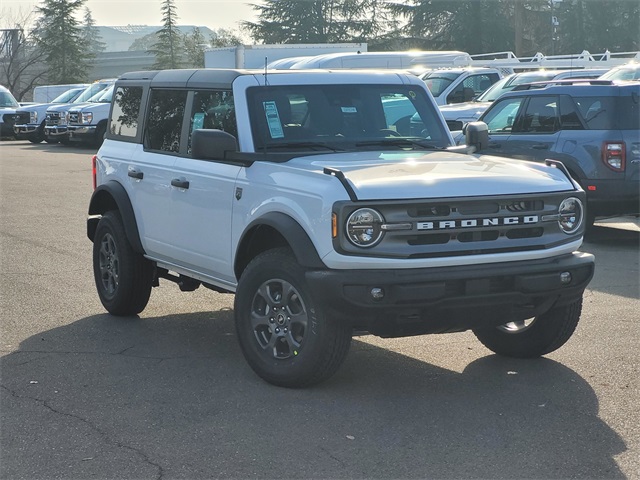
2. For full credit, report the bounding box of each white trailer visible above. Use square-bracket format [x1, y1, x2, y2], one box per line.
[33, 83, 89, 103]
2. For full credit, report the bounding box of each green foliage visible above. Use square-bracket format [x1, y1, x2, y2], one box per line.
[81, 7, 106, 54]
[148, 0, 182, 69]
[244, 0, 638, 56]
[183, 27, 206, 68]
[243, 0, 394, 44]
[34, 0, 93, 83]
[210, 28, 244, 48]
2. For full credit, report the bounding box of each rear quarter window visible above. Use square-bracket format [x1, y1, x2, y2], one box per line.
[574, 95, 640, 130]
[109, 86, 143, 138]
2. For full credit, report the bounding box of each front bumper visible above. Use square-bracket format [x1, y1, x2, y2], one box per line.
[13, 124, 40, 139]
[44, 125, 69, 137]
[68, 125, 96, 142]
[306, 252, 595, 337]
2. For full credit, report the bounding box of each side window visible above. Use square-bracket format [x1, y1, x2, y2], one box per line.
[558, 95, 584, 130]
[188, 90, 237, 153]
[518, 96, 558, 133]
[146, 89, 188, 153]
[109, 86, 143, 138]
[482, 97, 525, 134]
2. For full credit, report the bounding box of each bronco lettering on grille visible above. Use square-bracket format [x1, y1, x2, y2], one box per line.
[416, 215, 539, 230]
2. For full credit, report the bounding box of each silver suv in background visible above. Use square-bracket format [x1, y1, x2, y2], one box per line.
[44, 79, 116, 144]
[599, 63, 640, 82]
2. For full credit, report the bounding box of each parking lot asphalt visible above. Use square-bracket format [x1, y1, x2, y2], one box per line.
[0, 140, 638, 479]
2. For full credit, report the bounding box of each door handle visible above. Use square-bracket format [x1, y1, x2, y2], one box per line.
[171, 178, 190, 189]
[128, 169, 143, 180]
[488, 143, 501, 148]
[532, 144, 550, 150]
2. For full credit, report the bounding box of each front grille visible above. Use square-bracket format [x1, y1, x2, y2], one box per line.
[46, 112, 61, 126]
[2, 113, 16, 127]
[14, 112, 29, 124]
[334, 192, 579, 258]
[68, 112, 79, 124]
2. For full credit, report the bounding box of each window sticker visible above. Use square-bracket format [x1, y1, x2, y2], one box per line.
[192, 112, 205, 131]
[341, 106, 357, 113]
[263, 101, 284, 139]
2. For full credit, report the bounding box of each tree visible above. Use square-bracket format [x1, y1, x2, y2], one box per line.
[34, 0, 93, 84]
[80, 7, 106, 55]
[243, 0, 394, 44]
[210, 28, 244, 48]
[148, 0, 182, 69]
[183, 27, 206, 68]
[0, 10, 49, 100]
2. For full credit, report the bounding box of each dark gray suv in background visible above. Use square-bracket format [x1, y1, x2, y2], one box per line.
[469, 79, 639, 227]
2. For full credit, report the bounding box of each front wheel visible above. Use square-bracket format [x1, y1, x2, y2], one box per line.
[473, 298, 583, 358]
[234, 248, 352, 388]
[92, 211, 153, 316]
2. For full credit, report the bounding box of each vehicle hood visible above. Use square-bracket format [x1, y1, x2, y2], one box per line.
[438, 101, 491, 118]
[290, 151, 575, 200]
[69, 102, 109, 113]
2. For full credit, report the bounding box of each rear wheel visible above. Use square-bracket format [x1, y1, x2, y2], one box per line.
[235, 248, 352, 387]
[472, 298, 582, 358]
[92, 211, 153, 316]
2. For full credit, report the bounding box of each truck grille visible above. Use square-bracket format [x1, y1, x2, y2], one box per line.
[2, 113, 16, 127]
[46, 112, 63, 126]
[14, 112, 30, 124]
[68, 112, 79, 124]
[334, 192, 578, 258]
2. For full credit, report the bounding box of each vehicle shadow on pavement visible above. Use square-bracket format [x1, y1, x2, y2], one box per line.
[581, 223, 639, 299]
[1, 311, 626, 479]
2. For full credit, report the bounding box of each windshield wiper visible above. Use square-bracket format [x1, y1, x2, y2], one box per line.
[355, 137, 444, 150]
[263, 142, 345, 152]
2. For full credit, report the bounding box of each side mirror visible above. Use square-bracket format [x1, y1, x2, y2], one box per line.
[465, 121, 489, 152]
[192, 129, 238, 160]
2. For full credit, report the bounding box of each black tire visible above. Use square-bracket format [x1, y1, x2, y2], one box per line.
[473, 298, 583, 358]
[28, 122, 46, 144]
[94, 123, 106, 148]
[92, 210, 153, 316]
[234, 248, 352, 388]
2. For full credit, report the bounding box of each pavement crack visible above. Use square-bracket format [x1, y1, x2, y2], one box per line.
[0, 384, 165, 479]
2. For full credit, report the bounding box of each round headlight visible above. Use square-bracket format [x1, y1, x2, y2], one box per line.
[346, 208, 384, 247]
[558, 197, 583, 234]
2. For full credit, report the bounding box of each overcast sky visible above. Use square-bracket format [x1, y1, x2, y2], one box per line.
[1, 0, 257, 31]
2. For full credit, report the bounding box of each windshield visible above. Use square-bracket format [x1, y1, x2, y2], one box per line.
[51, 88, 84, 103]
[247, 84, 451, 153]
[74, 83, 111, 103]
[0, 90, 19, 108]
[92, 85, 114, 103]
[421, 71, 461, 97]
[476, 71, 566, 102]
[600, 66, 640, 81]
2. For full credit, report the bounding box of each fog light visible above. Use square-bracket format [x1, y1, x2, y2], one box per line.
[560, 272, 572, 284]
[370, 287, 385, 300]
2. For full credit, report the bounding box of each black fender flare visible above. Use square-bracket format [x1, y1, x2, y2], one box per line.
[87, 180, 145, 254]
[236, 212, 325, 276]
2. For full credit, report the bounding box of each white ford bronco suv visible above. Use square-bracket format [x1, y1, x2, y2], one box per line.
[88, 68, 595, 387]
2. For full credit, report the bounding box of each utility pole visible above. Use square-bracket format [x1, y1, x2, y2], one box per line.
[551, 0, 562, 55]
